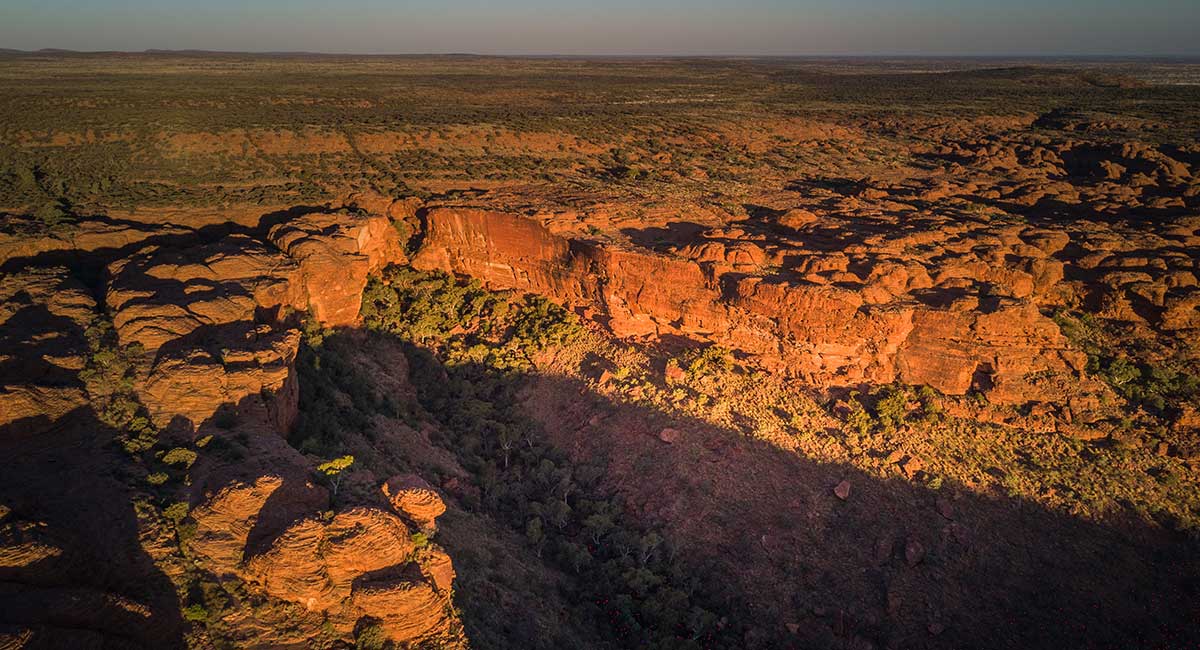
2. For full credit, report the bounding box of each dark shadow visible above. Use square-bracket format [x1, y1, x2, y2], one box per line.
[0, 301, 87, 391]
[976, 194, 1196, 226]
[620, 221, 708, 252]
[351, 562, 424, 592]
[0, 405, 187, 648]
[379, 333, 1200, 650]
[785, 175, 870, 197]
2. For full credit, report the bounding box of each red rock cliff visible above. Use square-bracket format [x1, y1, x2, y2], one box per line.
[412, 206, 1090, 403]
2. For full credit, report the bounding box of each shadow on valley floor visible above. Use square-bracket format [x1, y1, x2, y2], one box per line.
[0, 406, 187, 649]
[386, 335, 1200, 650]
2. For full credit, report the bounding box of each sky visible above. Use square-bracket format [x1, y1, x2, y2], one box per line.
[1, 0, 1197, 56]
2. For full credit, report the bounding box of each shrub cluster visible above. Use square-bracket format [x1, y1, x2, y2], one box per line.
[1055, 310, 1200, 417]
[842, 383, 943, 437]
[79, 318, 158, 453]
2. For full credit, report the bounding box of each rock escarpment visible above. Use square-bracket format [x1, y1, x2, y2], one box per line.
[1, 189, 1194, 647]
[0, 209, 461, 648]
[412, 206, 1100, 405]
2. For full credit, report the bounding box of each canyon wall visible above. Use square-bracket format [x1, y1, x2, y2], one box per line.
[412, 206, 1091, 404]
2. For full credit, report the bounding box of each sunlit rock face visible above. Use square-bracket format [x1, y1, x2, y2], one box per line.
[412, 206, 1097, 405]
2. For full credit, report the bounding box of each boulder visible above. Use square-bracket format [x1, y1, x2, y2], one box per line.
[268, 210, 405, 327]
[382, 474, 447, 532]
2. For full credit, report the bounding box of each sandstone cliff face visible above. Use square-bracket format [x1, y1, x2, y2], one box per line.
[0, 209, 459, 649]
[102, 211, 403, 431]
[268, 210, 406, 327]
[412, 206, 1095, 403]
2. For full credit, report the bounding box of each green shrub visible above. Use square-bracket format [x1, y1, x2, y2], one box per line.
[182, 603, 209, 622]
[874, 387, 909, 433]
[162, 447, 198, 468]
[163, 502, 190, 524]
[841, 384, 942, 435]
[681, 346, 733, 377]
[33, 199, 71, 230]
[1054, 310, 1199, 417]
[1103, 357, 1141, 387]
[845, 394, 873, 436]
[355, 622, 388, 650]
[360, 266, 580, 373]
[176, 521, 198, 545]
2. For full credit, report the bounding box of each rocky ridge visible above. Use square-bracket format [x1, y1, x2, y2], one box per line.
[0, 208, 460, 648]
[411, 207, 1119, 406]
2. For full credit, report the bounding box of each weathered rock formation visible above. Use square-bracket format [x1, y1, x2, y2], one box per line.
[411, 206, 1101, 404]
[0, 267, 96, 436]
[268, 209, 406, 327]
[382, 474, 448, 533]
[0, 208, 459, 649]
[104, 210, 401, 431]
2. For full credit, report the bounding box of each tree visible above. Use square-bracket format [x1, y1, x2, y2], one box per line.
[317, 455, 354, 497]
[637, 532, 662, 566]
[584, 512, 614, 546]
[558, 540, 592, 574]
[497, 423, 519, 468]
[33, 200, 70, 230]
[545, 498, 572, 530]
[525, 517, 545, 557]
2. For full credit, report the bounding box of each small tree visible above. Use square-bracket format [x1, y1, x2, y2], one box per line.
[584, 512, 613, 546]
[34, 200, 70, 231]
[317, 455, 354, 497]
[525, 517, 545, 557]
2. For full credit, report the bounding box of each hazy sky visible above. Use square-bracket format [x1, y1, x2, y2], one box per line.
[1, 0, 1197, 56]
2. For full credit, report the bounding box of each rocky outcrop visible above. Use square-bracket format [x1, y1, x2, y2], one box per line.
[412, 206, 1097, 403]
[185, 474, 320, 573]
[382, 474, 448, 532]
[0, 214, 191, 270]
[104, 235, 304, 429]
[0, 267, 96, 436]
[0, 208, 456, 649]
[103, 210, 405, 431]
[239, 505, 455, 643]
[106, 234, 303, 353]
[268, 210, 405, 326]
[247, 508, 416, 612]
[185, 470, 455, 644]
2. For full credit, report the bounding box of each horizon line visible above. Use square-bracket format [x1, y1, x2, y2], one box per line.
[3, 47, 1200, 60]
